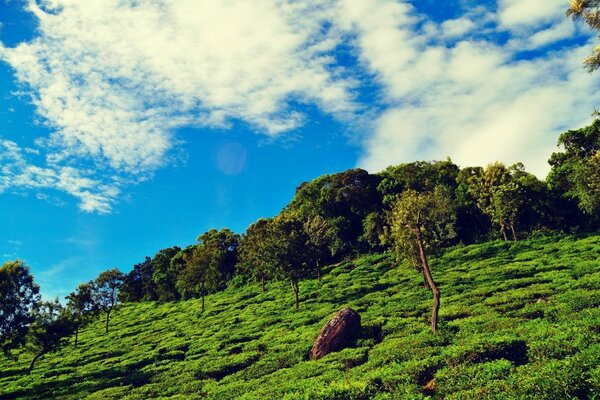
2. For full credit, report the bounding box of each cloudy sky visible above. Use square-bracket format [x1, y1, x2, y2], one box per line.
[0, 0, 598, 298]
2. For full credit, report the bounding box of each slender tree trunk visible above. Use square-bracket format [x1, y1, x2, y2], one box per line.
[316, 259, 321, 282]
[510, 223, 517, 242]
[415, 229, 440, 334]
[28, 351, 45, 374]
[500, 222, 508, 241]
[105, 310, 110, 334]
[420, 266, 431, 290]
[201, 281, 205, 312]
[261, 273, 265, 293]
[74, 325, 79, 347]
[291, 279, 299, 309]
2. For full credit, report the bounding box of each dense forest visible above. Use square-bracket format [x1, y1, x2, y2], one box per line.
[1, 118, 600, 379]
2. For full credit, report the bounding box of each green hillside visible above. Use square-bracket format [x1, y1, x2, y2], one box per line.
[2, 234, 600, 400]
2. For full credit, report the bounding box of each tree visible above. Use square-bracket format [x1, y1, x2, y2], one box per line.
[567, 1, 600, 71]
[175, 245, 214, 312]
[271, 217, 313, 309]
[151, 247, 182, 302]
[0, 260, 40, 358]
[92, 269, 124, 334]
[196, 228, 240, 290]
[120, 257, 156, 303]
[388, 187, 456, 333]
[285, 169, 382, 257]
[238, 218, 277, 293]
[65, 283, 97, 347]
[549, 120, 600, 220]
[26, 300, 75, 374]
[467, 163, 527, 241]
[303, 215, 333, 281]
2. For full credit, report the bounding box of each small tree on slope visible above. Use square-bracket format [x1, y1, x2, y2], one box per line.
[388, 187, 456, 333]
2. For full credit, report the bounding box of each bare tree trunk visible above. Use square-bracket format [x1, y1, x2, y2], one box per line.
[316, 259, 321, 282]
[291, 279, 299, 309]
[510, 223, 517, 242]
[500, 222, 508, 241]
[28, 351, 45, 374]
[74, 325, 79, 347]
[415, 229, 440, 334]
[201, 281, 205, 312]
[105, 311, 110, 334]
[419, 265, 430, 290]
[260, 273, 265, 293]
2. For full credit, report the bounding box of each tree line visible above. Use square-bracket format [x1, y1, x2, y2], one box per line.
[1, 119, 600, 371]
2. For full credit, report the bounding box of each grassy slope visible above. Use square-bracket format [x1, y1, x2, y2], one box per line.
[2, 234, 600, 400]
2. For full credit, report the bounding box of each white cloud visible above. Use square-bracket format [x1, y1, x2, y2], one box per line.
[498, 0, 566, 28]
[352, 1, 600, 178]
[1, 0, 598, 212]
[0, 0, 358, 212]
[0, 139, 120, 213]
[441, 17, 477, 38]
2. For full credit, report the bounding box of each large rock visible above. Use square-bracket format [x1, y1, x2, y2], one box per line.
[309, 307, 361, 360]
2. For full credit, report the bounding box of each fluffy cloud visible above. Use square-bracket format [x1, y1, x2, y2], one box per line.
[0, 0, 597, 212]
[352, 1, 600, 177]
[0, 0, 357, 212]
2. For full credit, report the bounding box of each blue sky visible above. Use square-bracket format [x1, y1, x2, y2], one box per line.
[0, 0, 599, 299]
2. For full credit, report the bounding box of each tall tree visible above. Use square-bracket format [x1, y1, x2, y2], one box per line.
[271, 217, 313, 309]
[303, 215, 333, 281]
[151, 247, 182, 302]
[26, 300, 75, 374]
[65, 283, 97, 347]
[467, 162, 526, 241]
[0, 260, 40, 359]
[176, 245, 214, 312]
[286, 169, 382, 257]
[120, 256, 156, 303]
[388, 187, 456, 333]
[196, 228, 240, 289]
[238, 218, 277, 293]
[549, 120, 600, 220]
[93, 269, 124, 334]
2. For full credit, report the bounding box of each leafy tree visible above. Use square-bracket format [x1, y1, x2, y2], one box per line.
[388, 187, 456, 333]
[271, 217, 313, 309]
[120, 256, 156, 302]
[65, 283, 97, 347]
[286, 169, 382, 257]
[377, 160, 460, 206]
[93, 269, 124, 334]
[196, 228, 240, 289]
[549, 120, 600, 220]
[175, 228, 240, 311]
[467, 163, 527, 241]
[567, 1, 600, 71]
[151, 247, 182, 302]
[361, 211, 388, 252]
[0, 260, 40, 358]
[303, 215, 333, 281]
[26, 300, 75, 374]
[238, 218, 277, 292]
[176, 245, 214, 312]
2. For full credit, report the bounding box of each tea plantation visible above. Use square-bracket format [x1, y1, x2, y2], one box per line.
[1, 234, 600, 399]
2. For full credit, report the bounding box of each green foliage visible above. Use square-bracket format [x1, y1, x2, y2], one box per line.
[549, 119, 600, 219]
[238, 218, 277, 292]
[151, 246, 183, 302]
[25, 300, 76, 374]
[285, 168, 382, 257]
[388, 186, 457, 264]
[0, 260, 40, 358]
[93, 269, 124, 334]
[2, 234, 600, 398]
